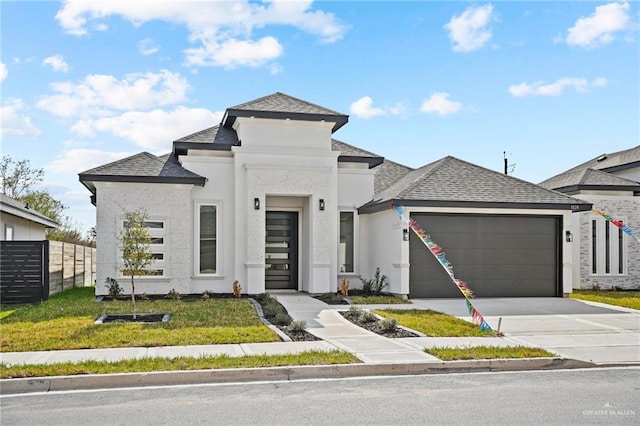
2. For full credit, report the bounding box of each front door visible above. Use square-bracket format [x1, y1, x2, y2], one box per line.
[265, 211, 298, 290]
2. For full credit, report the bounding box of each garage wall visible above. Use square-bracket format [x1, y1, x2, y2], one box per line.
[409, 213, 562, 298]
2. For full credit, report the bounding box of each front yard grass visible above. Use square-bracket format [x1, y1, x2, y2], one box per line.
[0, 350, 360, 379]
[426, 346, 556, 360]
[349, 295, 412, 305]
[374, 309, 495, 337]
[570, 290, 640, 310]
[0, 288, 279, 352]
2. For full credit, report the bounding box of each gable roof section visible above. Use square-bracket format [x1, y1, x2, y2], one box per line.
[540, 145, 640, 191]
[539, 167, 640, 194]
[79, 152, 206, 194]
[173, 124, 240, 155]
[360, 156, 592, 213]
[331, 139, 384, 169]
[0, 194, 58, 228]
[222, 92, 349, 132]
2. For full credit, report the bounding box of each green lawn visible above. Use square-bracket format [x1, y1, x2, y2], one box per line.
[349, 295, 412, 305]
[426, 346, 556, 361]
[0, 288, 279, 352]
[570, 290, 640, 310]
[375, 309, 495, 337]
[0, 350, 360, 379]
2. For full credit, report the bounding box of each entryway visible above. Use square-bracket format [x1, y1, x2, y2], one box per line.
[265, 211, 298, 290]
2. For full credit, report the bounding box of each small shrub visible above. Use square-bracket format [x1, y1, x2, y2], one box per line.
[361, 268, 388, 295]
[274, 312, 292, 326]
[139, 292, 150, 301]
[165, 289, 181, 300]
[104, 277, 123, 298]
[254, 293, 275, 304]
[591, 282, 602, 291]
[201, 291, 210, 300]
[360, 310, 378, 323]
[233, 280, 242, 298]
[289, 320, 307, 332]
[380, 318, 398, 332]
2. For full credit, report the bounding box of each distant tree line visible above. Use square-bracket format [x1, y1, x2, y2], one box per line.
[1, 155, 95, 247]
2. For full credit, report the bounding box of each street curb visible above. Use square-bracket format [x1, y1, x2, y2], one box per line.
[0, 357, 603, 395]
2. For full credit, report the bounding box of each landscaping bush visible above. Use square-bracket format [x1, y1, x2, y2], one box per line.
[360, 268, 388, 295]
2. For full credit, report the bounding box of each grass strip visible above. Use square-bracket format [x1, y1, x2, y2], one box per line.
[426, 346, 556, 361]
[349, 296, 411, 305]
[0, 350, 360, 379]
[570, 290, 640, 310]
[375, 309, 495, 337]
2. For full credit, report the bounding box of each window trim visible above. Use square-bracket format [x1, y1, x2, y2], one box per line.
[338, 210, 357, 275]
[589, 214, 627, 276]
[118, 216, 167, 279]
[194, 202, 221, 277]
[4, 224, 14, 241]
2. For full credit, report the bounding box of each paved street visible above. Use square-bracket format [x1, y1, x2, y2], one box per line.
[2, 367, 638, 425]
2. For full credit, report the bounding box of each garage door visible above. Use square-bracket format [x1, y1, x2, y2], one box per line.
[409, 214, 560, 298]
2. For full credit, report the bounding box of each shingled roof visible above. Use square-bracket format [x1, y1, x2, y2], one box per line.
[359, 156, 592, 213]
[222, 92, 349, 132]
[540, 145, 640, 191]
[79, 152, 206, 194]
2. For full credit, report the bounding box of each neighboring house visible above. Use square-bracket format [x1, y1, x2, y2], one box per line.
[0, 194, 58, 240]
[540, 146, 640, 290]
[80, 92, 591, 298]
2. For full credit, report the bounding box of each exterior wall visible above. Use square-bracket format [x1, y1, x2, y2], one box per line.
[360, 206, 577, 297]
[94, 182, 194, 296]
[575, 193, 639, 290]
[0, 213, 47, 240]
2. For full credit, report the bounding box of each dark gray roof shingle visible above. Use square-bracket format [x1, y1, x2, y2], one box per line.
[540, 145, 640, 189]
[230, 92, 345, 116]
[174, 124, 239, 145]
[363, 156, 591, 211]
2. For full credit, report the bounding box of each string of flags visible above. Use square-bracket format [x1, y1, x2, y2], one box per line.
[392, 205, 493, 332]
[592, 209, 640, 243]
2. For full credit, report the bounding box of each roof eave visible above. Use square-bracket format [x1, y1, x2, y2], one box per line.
[223, 109, 349, 133]
[0, 206, 59, 228]
[599, 160, 640, 173]
[173, 141, 235, 156]
[358, 199, 593, 214]
[78, 174, 207, 187]
[338, 156, 384, 169]
[552, 184, 640, 194]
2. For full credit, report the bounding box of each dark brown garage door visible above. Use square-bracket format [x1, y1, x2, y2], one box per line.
[409, 214, 560, 298]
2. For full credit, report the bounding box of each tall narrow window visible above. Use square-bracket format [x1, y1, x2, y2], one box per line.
[199, 205, 217, 274]
[591, 220, 597, 274]
[5, 225, 14, 241]
[605, 222, 610, 273]
[618, 228, 624, 274]
[339, 212, 354, 273]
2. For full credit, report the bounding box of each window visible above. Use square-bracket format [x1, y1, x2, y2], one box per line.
[591, 216, 627, 276]
[4, 225, 14, 241]
[339, 211, 355, 273]
[198, 205, 217, 274]
[120, 218, 166, 277]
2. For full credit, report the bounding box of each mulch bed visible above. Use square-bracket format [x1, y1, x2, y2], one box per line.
[340, 310, 419, 338]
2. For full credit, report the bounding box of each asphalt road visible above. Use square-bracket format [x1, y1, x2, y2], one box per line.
[2, 368, 639, 425]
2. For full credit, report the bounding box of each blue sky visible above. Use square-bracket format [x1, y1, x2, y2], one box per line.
[1, 1, 638, 232]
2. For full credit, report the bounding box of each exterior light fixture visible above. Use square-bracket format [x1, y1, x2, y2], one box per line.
[565, 230, 572, 242]
[403, 229, 410, 241]
[319, 199, 325, 211]
[254, 198, 260, 210]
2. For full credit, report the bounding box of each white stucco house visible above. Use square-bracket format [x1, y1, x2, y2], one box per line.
[540, 146, 640, 290]
[0, 194, 58, 241]
[80, 93, 592, 298]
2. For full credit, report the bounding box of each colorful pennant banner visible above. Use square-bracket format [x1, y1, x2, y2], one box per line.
[392, 205, 493, 332]
[592, 209, 640, 243]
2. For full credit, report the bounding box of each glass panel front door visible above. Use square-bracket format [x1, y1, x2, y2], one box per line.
[265, 212, 298, 290]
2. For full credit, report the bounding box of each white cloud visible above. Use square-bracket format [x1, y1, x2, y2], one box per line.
[508, 77, 608, 97]
[420, 93, 464, 116]
[0, 99, 41, 137]
[42, 54, 70, 72]
[47, 149, 135, 174]
[37, 70, 189, 117]
[350, 96, 405, 119]
[55, 0, 347, 69]
[139, 38, 160, 55]
[566, 2, 630, 48]
[71, 107, 223, 151]
[0, 63, 7, 82]
[185, 36, 283, 68]
[444, 4, 495, 53]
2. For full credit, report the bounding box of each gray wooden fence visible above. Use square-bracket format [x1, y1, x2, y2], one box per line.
[0, 241, 96, 304]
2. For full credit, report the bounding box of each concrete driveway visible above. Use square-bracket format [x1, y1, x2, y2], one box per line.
[410, 298, 640, 365]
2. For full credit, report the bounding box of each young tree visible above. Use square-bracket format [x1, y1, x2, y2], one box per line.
[119, 210, 153, 316]
[0, 155, 44, 198]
